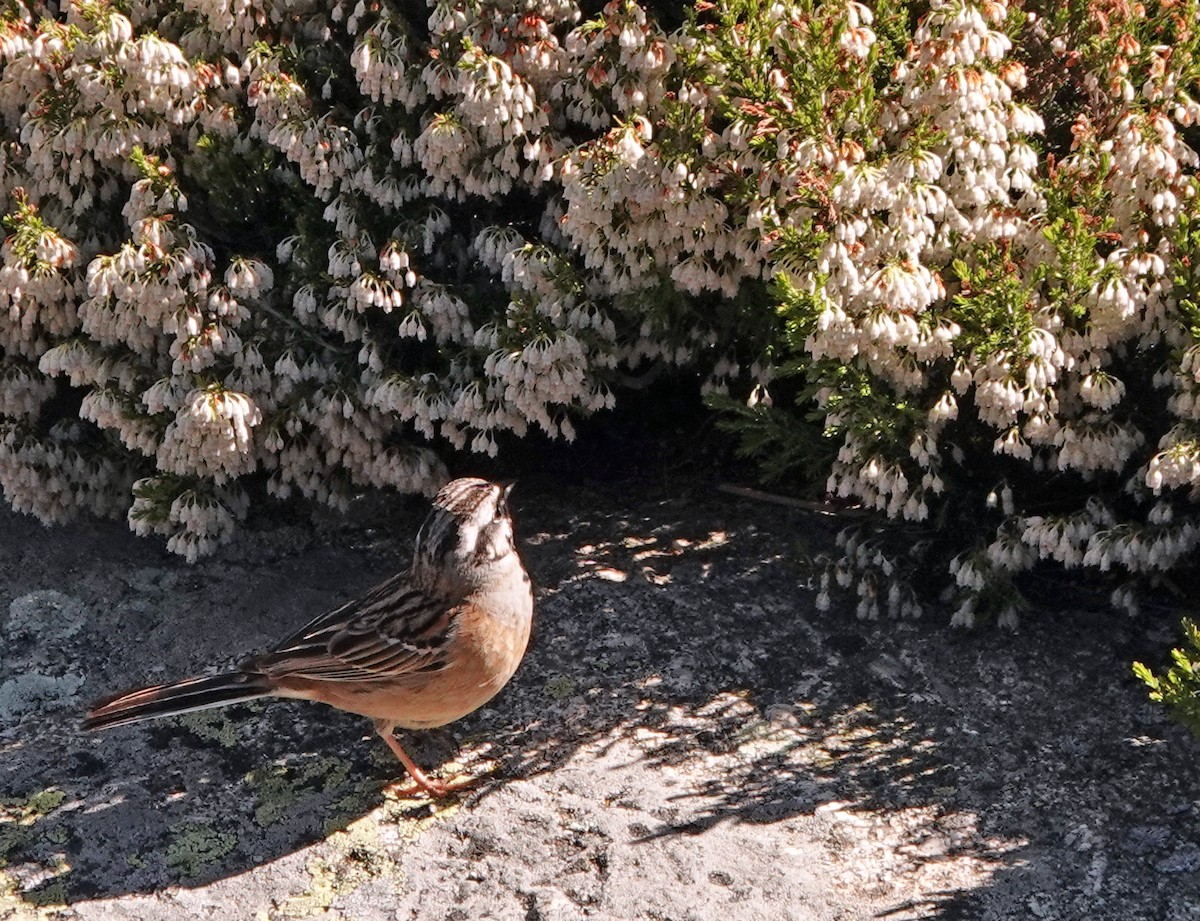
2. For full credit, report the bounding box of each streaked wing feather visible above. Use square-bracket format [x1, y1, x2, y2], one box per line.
[251, 573, 455, 683]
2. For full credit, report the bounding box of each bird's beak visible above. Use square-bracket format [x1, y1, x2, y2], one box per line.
[497, 480, 516, 515]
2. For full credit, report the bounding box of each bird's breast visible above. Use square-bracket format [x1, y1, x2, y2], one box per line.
[304, 569, 534, 730]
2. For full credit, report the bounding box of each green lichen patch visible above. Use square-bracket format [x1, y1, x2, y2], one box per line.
[247, 756, 354, 827]
[274, 818, 399, 919]
[323, 780, 386, 837]
[0, 788, 68, 866]
[23, 878, 67, 908]
[164, 822, 238, 878]
[0, 857, 72, 912]
[1, 786, 65, 825]
[0, 872, 34, 921]
[177, 705, 261, 748]
[274, 853, 345, 920]
[545, 675, 577, 700]
[20, 858, 70, 909]
[380, 792, 462, 836]
[0, 826, 30, 866]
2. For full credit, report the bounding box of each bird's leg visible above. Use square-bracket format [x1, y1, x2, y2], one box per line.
[374, 722, 478, 798]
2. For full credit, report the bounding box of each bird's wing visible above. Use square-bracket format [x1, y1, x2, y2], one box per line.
[249, 573, 457, 683]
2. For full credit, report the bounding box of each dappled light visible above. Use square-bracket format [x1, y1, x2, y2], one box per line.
[2, 480, 1198, 918]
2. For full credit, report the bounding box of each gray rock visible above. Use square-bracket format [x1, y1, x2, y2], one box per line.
[0, 481, 1198, 920]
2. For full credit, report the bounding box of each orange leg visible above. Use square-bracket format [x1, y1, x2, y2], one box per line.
[374, 723, 478, 798]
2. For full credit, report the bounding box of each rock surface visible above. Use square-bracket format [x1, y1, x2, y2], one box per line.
[1, 476, 1198, 920]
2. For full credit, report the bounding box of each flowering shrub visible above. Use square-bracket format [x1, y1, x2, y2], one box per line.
[0, 0, 1198, 610]
[705, 0, 1200, 627]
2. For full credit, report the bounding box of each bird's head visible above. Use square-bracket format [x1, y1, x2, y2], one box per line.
[413, 477, 520, 591]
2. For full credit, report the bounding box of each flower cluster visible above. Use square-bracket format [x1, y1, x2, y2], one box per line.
[1, 0, 1199, 589]
[815, 529, 928, 621]
[730, 0, 1200, 623]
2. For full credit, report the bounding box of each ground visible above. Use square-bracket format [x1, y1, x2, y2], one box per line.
[1, 474, 1198, 920]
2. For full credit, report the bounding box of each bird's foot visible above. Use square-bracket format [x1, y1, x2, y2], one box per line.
[376, 722, 480, 798]
[383, 770, 478, 800]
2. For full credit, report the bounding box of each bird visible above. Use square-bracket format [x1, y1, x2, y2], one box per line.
[84, 476, 534, 797]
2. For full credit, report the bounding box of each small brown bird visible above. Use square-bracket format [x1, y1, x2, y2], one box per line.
[85, 477, 534, 796]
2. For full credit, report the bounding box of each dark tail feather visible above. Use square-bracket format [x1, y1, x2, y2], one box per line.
[84, 672, 274, 731]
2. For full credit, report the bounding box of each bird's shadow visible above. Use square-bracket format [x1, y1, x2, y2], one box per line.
[2, 481, 1198, 919]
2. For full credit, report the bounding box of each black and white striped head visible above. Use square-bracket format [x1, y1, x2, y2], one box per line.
[413, 477, 518, 586]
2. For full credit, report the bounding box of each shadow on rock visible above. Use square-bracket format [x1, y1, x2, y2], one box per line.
[1, 480, 1198, 919]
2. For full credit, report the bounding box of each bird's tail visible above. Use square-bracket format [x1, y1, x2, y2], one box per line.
[84, 671, 274, 731]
